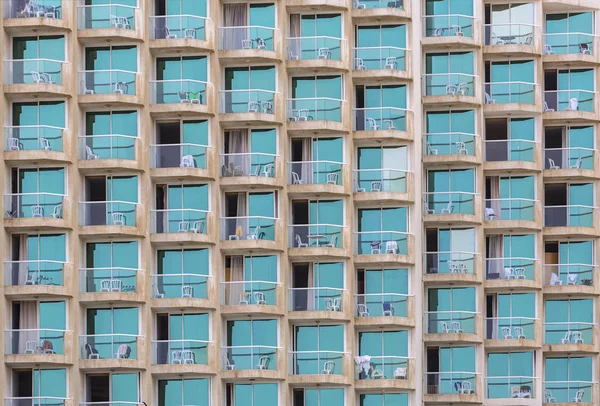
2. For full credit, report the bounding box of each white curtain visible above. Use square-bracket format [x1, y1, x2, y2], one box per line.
[17, 235, 28, 285]
[223, 4, 248, 49]
[308, 264, 315, 310]
[490, 176, 501, 218]
[289, 15, 301, 57]
[18, 301, 38, 353]
[488, 235, 503, 279]
[228, 130, 249, 174]
[228, 257, 244, 304]
[301, 138, 312, 183]
[236, 193, 247, 237]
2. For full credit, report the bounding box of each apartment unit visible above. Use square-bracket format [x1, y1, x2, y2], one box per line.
[0, 0, 599, 405]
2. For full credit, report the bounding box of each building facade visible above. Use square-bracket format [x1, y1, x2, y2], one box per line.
[1, 0, 599, 405]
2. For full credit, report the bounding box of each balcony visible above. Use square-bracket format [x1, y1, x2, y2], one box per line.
[218, 26, 278, 62]
[289, 351, 351, 385]
[152, 339, 210, 373]
[151, 273, 209, 302]
[355, 293, 413, 327]
[543, 205, 595, 236]
[422, 14, 478, 47]
[543, 382, 595, 404]
[355, 356, 412, 390]
[221, 281, 282, 316]
[485, 258, 539, 289]
[422, 73, 477, 105]
[354, 231, 411, 265]
[78, 201, 143, 237]
[424, 132, 477, 165]
[353, 107, 410, 142]
[424, 372, 480, 401]
[4, 59, 71, 97]
[543, 90, 596, 121]
[288, 224, 345, 258]
[485, 317, 538, 348]
[543, 32, 597, 63]
[544, 322, 596, 353]
[484, 139, 538, 171]
[351, 0, 407, 21]
[79, 334, 144, 369]
[79, 267, 142, 302]
[78, 70, 141, 106]
[424, 251, 478, 284]
[4, 260, 68, 296]
[425, 311, 478, 341]
[423, 192, 478, 223]
[5, 126, 69, 163]
[288, 287, 349, 322]
[4, 193, 68, 230]
[286, 37, 346, 71]
[352, 47, 409, 80]
[77, 3, 142, 42]
[222, 346, 281, 379]
[78, 134, 141, 172]
[150, 79, 211, 117]
[149, 143, 211, 180]
[5, 398, 68, 406]
[353, 169, 412, 203]
[484, 82, 539, 114]
[3, 0, 70, 32]
[150, 209, 210, 244]
[544, 148, 596, 179]
[220, 216, 279, 251]
[485, 376, 537, 400]
[5, 328, 68, 357]
[149, 15, 212, 53]
[220, 153, 279, 188]
[484, 198, 539, 229]
[219, 89, 279, 125]
[484, 23, 538, 55]
[544, 264, 595, 295]
[287, 98, 347, 133]
[287, 161, 345, 195]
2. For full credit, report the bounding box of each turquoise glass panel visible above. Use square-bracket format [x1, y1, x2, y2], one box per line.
[112, 373, 138, 402]
[34, 369, 66, 398]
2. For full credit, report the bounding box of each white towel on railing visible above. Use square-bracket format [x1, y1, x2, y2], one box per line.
[354, 355, 371, 374]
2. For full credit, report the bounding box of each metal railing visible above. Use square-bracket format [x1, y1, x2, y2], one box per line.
[150, 79, 207, 105]
[425, 311, 477, 334]
[287, 98, 344, 122]
[545, 147, 595, 170]
[544, 322, 594, 345]
[355, 356, 410, 380]
[484, 23, 535, 45]
[220, 89, 275, 114]
[78, 134, 136, 160]
[544, 205, 594, 227]
[149, 14, 206, 40]
[423, 191, 475, 214]
[287, 36, 343, 60]
[423, 73, 475, 96]
[485, 198, 536, 221]
[423, 14, 475, 38]
[425, 371, 478, 395]
[220, 216, 277, 241]
[77, 4, 136, 30]
[4, 260, 64, 286]
[353, 0, 403, 9]
[221, 281, 278, 306]
[544, 89, 595, 112]
[352, 47, 406, 70]
[485, 257, 536, 280]
[485, 81, 536, 104]
[485, 139, 535, 162]
[353, 107, 407, 131]
[355, 293, 409, 317]
[5, 125, 64, 152]
[4, 0, 62, 19]
[151, 273, 209, 299]
[219, 26, 276, 51]
[485, 317, 536, 340]
[79, 70, 137, 95]
[5, 329, 66, 354]
[353, 169, 407, 193]
[289, 350, 345, 375]
[152, 339, 209, 365]
[5, 59, 64, 85]
[288, 224, 343, 248]
[150, 143, 208, 169]
[6, 398, 67, 406]
[220, 153, 277, 177]
[222, 345, 278, 370]
[288, 161, 343, 185]
[78, 201, 137, 226]
[80, 334, 138, 360]
[543, 381, 594, 403]
[288, 287, 344, 312]
[486, 376, 536, 399]
[78, 268, 139, 293]
[544, 264, 594, 286]
[543, 32, 594, 55]
[424, 251, 476, 275]
[354, 231, 408, 255]
[424, 132, 476, 156]
[150, 209, 208, 234]
[4, 193, 64, 219]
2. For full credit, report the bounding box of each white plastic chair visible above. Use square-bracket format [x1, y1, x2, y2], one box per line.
[384, 119, 395, 130]
[165, 26, 177, 39]
[394, 367, 407, 379]
[327, 173, 338, 185]
[8, 138, 20, 151]
[446, 84, 457, 95]
[384, 57, 397, 69]
[295, 234, 308, 248]
[485, 92, 496, 104]
[112, 212, 125, 226]
[256, 356, 270, 369]
[25, 341, 37, 354]
[354, 58, 367, 70]
[242, 39, 252, 49]
[543, 101, 555, 112]
[240, 292, 250, 305]
[39, 138, 51, 151]
[253, 291, 267, 305]
[153, 284, 165, 298]
[180, 155, 194, 168]
[287, 47, 299, 60]
[86, 145, 99, 160]
[224, 356, 236, 370]
[560, 331, 572, 344]
[31, 71, 43, 83]
[247, 226, 260, 240]
[111, 279, 122, 292]
[452, 25, 464, 36]
[32, 205, 43, 217]
[567, 274, 578, 285]
[171, 350, 182, 364]
[181, 285, 193, 298]
[385, 240, 398, 254]
[357, 303, 369, 317]
[256, 38, 267, 50]
[354, 181, 366, 192]
[291, 172, 304, 184]
[571, 331, 583, 344]
[324, 235, 338, 248]
[182, 350, 194, 364]
[322, 361, 335, 374]
[114, 82, 127, 94]
[544, 389, 556, 403]
[178, 221, 190, 232]
[318, 48, 330, 59]
[115, 344, 129, 358]
[570, 157, 582, 169]
[544, 44, 554, 55]
[261, 163, 274, 177]
[191, 220, 205, 234]
[548, 158, 560, 169]
[455, 141, 467, 155]
[51, 204, 63, 219]
[514, 327, 526, 339]
[579, 43, 591, 55]
[366, 117, 379, 130]
[100, 280, 111, 292]
[502, 327, 513, 339]
[440, 202, 453, 214]
[184, 28, 196, 39]
[461, 381, 472, 394]
[573, 390, 584, 402]
[427, 143, 438, 155]
[353, 0, 366, 9]
[566, 98, 579, 111]
[439, 321, 450, 333]
[248, 101, 260, 113]
[371, 181, 382, 192]
[452, 321, 464, 333]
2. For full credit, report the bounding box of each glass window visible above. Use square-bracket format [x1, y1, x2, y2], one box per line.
[84, 46, 138, 94]
[425, 52, 474, 96]
[84, 111, 137, 160]
[359, 393, 408, 406]
[546, 13, 593, 54]
[86, 307, 139, 358]
[545, 357, 592, 402]
[232, 383, 277, 406]
[226, 319, 278, 370]
[486, 352, 535, 398]
[357, 207, 408, 254]
[302, 388, 344, 406]
[11, 102, 65, 151]
[156, 248, 209, 298]
[358, 330, 409, 379]
[426, 169, 475, 214]
[158, 378, 210, 406]
[545, 299, 593, 344]
[84, 241, 138, 292]
[487, 60, 535, 104]
[30, 369, 67, 399]
[425, 110, 475, 155]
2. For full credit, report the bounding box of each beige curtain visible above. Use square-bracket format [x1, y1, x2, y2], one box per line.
[308, 264, 315, 310]
[490, 176, 501, 218]
[228, 130, 249, 174]
[228, 257, 244, 304]
[488, 235, 503, 279]
[17, 235, 28, 285]
[223, 4, 248, 49]
[236, 193, 247, 237]
[289, 15, 301, 57]
[18, 301, 38, 353]
[302, 138, 312, 183]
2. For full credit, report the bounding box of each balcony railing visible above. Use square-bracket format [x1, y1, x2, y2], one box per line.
[149, 14, 206, 40]
[4, 59, 64, 85]
[353, 0, 403, 9]
[287, 36, 343, 60]
[425, 311, 476, 334]
[78, 134, 136, 160]
[219, 26, 275, 51]
[353, 107, 407, 131]
[79, 201, 137, 226]
[4, 260, 64, 286]
[4, 193, 64, 219]
[543, 381, 593, 403]
[288, 224, 343, 248]
[544, 90, 595, 112]
[426, 372, 478, 395]
[150, 209, 208, 234]
[222, 345, 278, 370]
[424, 251, 476, 275]
[80, 334, 138, 360]
[486, 376, 536, 399]
[356, 356, 410, 380]
[152, 339, 208, 364]
[425, 132, 476, 156]
[545, 148, 594, 170]
[221, 216, 277, 241]
[485, 81, 536, 104]
[544, 322, 594, 345]
[220, 89, 275, 114]
[288, 161, 343, 185]
[543, 33, 594, 55]
[221, 281, 278, 306]
[544, 264, 594, 286]
[289, 287, 344, 312]
[485, 139, 535, 162]
[355, 293, 409, 317]
[353, 47, 406, 70]
[485, 198, 536, 221]
[485, 257, 536, 280]
[77, 4, 136, 30]
[150, 79, 208, 105]
[5, 329, 66, 354]
[287, 98, 343, 122]
[353, 169, 407, 193]
[5, 398, 67, 406]
[5, 126, 63, 152]
[423, 73, 475, 96]
[544, 205, 594, 227]
[484, 23, 535, 46]
[79, 268, 139, 293]
[4, 0, 62, 19]
[423, 14, 475, 38]
[151, 273, 209, 299]
[289, 350, 345, 375]
[423, 191, 475, 214]
[354, 231, 408, 255]
[150, 143, 208, 169]
[220, 153, 276, 177]
[79, 70, 137, 95]
[485, 317, 536, 340]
